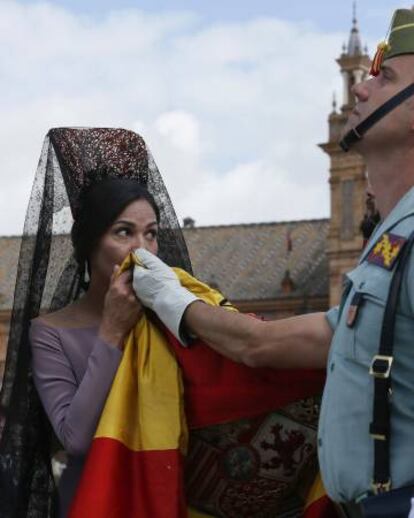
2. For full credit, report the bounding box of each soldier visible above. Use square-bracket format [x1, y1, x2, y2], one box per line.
[133, 8, 414, 518]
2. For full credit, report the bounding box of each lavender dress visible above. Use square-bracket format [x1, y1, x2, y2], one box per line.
[29, 320, 122, 518]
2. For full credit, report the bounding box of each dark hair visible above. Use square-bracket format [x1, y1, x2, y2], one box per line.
[71, 177, 160, 268]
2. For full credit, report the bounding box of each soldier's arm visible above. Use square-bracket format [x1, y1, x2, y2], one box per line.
[133, 248, 333, 368]
[184, 303, 332, 369]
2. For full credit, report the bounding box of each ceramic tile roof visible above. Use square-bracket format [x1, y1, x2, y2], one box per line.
[0, 235, 75, 311]
[0, 218, 329, 310]
[183, 219, 329, 301]
[0, 237, 20, 311]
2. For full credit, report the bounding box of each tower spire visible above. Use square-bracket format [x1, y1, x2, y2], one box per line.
[336, 3, 370, 110]
[347, 2, 362, 56]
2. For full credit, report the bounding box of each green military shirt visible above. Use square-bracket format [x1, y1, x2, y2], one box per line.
[319, 186, 414, 502]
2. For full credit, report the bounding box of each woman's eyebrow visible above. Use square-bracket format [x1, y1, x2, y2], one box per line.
[145, 221, 159, 228]
[113, 219, 158, 227]
[113, 219, 135, 226]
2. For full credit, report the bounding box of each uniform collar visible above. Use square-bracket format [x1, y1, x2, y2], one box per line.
[360, 185, 414, 264]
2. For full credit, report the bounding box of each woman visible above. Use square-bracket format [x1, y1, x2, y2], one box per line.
[0, 128, 328, 518]
[30, 178, 164, 516]
[0, 127, 192, 518]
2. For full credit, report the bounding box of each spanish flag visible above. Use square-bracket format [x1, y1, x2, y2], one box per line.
[69, 255, 334, 518]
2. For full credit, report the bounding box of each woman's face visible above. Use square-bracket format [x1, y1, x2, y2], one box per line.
[89, 198, 159, 282]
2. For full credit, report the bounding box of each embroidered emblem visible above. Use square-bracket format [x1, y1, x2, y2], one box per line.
[222, 445, 259, 481]
[260, 424, 312, 477]
[186, 403, 318, 517]
[367, 233, 406, 270]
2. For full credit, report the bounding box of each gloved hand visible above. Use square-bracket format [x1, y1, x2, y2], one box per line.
[132, 248, 199, 345]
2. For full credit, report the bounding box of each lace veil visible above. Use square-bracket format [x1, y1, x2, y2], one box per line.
[0, 128, 192, 517]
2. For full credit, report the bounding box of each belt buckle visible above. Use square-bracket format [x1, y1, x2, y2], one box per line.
[371, 478, 392, 495]
[369, 355, 393, 379]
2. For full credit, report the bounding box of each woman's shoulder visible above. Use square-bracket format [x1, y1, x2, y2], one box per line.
[30, 313, 64, 351]
[30, 303, 98, 350]
[31, 300, 97, 330]
[32, 305, 79, 330]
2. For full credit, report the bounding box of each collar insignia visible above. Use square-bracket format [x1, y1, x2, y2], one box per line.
[367, 232, 406, 270]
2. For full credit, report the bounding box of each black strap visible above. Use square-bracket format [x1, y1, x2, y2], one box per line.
[369, 230, 414, 493]
[340, 83, 414, 152]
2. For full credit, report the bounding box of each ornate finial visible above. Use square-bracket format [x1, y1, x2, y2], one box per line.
[286, 228, 292, 254]
[281, 269, 295, 294]
[332, 92, 337, 113]
[348, 1, 362, 55]
[364, 43, 368, 54]
[342, 42, 347, 53]
[183, 216, 195, 228]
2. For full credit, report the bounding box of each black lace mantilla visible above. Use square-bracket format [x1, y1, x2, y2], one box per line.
[0, 128, 192, 518]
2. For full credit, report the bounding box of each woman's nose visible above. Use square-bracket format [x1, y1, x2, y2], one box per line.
[131, 234, 145, 251]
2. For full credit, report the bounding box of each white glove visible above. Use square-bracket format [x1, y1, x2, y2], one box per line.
[132, 248, 199, 345]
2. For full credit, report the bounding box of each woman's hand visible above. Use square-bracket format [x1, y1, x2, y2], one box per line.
[99, 265, 143, 349]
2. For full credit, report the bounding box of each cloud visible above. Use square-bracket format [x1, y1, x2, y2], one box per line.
[154, 111, 201, 155]
[0, 1, 351, 234]
[178, 159, 329, 225]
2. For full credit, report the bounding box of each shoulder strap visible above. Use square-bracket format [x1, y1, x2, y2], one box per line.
[369, 230, 414, 494]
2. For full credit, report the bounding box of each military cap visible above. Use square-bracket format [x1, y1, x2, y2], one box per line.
[371, 8, 414, 75]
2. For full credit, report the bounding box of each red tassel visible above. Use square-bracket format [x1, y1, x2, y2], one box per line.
[370, 42, 390, 76]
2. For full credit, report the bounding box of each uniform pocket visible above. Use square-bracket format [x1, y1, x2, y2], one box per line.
[349, 272, 390, 364]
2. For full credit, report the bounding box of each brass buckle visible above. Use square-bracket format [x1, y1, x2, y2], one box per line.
[369, 355, 393, 379]
[352, 127, 362, 139]
[370, 432, 386, 441]
[371, 478, 391, 495]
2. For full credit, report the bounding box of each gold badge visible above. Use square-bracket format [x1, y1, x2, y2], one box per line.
[367, 233, 406, 270]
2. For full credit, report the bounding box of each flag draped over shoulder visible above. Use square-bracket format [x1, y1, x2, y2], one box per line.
[69, 254, 335, 518]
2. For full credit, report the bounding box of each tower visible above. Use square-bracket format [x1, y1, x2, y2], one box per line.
[320, 4, 371, 305]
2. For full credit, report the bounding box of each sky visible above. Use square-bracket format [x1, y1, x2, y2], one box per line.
[0, 0, 405, 234]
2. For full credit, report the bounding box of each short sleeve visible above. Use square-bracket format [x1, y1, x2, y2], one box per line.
[325, 306, 340, 331]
